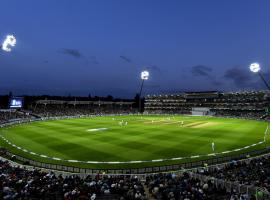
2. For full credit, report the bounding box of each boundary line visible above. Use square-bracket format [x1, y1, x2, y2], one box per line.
[0, 116, 268, 165]
[0, 135, 266, 164]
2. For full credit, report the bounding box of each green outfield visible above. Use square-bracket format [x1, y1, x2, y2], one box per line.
[0, 115, 269, 169]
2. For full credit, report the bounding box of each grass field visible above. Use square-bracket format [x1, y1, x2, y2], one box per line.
[0, 115, 269, 169]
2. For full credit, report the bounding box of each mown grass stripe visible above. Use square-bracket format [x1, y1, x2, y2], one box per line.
[1, 115, 268, 167]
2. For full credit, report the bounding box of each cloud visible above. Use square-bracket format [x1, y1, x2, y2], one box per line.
[59, 49, 99, 66]
[191, 65, 212, 77]
[120, 55, 132, 63]
[223, 67, 255, 87]
[189, 65, 226, 88]
[60, 48, 83, 58]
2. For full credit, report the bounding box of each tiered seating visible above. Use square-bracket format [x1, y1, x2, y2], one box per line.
[145, 91, 270, 119]
[0, 159, 147, 200]
[30, 100, 135, 117]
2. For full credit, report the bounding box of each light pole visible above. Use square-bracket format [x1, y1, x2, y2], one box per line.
[139, 70, 149, 113]
[250, 63, 270, 90]
[250, 63, 270, 124]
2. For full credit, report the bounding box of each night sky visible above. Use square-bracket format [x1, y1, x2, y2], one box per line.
[1, 0, 270, 98]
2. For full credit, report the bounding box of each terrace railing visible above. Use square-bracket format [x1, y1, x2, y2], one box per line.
[187, 172, 270, 200]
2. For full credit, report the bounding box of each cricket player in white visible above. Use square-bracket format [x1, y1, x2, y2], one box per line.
[212, 142, 215, 152]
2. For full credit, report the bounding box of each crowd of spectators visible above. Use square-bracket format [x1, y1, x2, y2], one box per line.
[2, 157, 263, 200]
[0, 159, 147, 200]
[145, 172, 254, 200]
[0, 111, 32, 124]
[214, 110, 266, 120]
[145, 91, 270, 121]
[32, 105, 94, 117]
[199, 157, 270, 193]
[31, 104, 134, 118]
[144, 109, 267, 120]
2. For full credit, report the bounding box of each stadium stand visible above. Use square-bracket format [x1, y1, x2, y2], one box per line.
[1, 156, 259, 200]
[0, 158, 147, 200]
[0, 110, 33, 124]
[198, 156, 270, 193]
[145, 91, 270, 119]
[145, 172, 255, 200]
[29, 100, 135, 117]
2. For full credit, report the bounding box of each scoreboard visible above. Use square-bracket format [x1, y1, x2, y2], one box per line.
[9, 97, 24, 109]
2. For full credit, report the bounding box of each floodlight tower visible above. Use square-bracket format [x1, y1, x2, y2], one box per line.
[138, 70, 149, 113]
[250, 63, 270, 90]
[250, 63, 270, 122]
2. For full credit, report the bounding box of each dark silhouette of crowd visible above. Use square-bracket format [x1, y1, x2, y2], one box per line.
[0, 111, 32, 124]
[145, 172, 255, 200]
[31, 104, 134, 118]
[1, 156, 263, 200]
[214, 110, 266, 120]
[0, 159, 147, 200]
[199, 157, 270, 193]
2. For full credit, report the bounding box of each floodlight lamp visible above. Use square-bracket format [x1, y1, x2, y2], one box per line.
[250, 63, 260, 73]
[2, 35, 16, 52]
[141, 70, 149, 80]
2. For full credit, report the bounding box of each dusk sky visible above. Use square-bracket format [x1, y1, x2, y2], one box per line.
[1, 0, 270, 98]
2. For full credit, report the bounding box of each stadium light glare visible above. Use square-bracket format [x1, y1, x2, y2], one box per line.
[1, 34, 16, 52]
[141, 70, 149, 80]
[249, 63, 260, 73]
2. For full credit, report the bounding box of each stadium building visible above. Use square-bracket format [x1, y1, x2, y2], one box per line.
[145, 90, 270, 119]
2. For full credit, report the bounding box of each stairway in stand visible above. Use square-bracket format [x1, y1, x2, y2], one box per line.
[144, 183, 155, 200]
